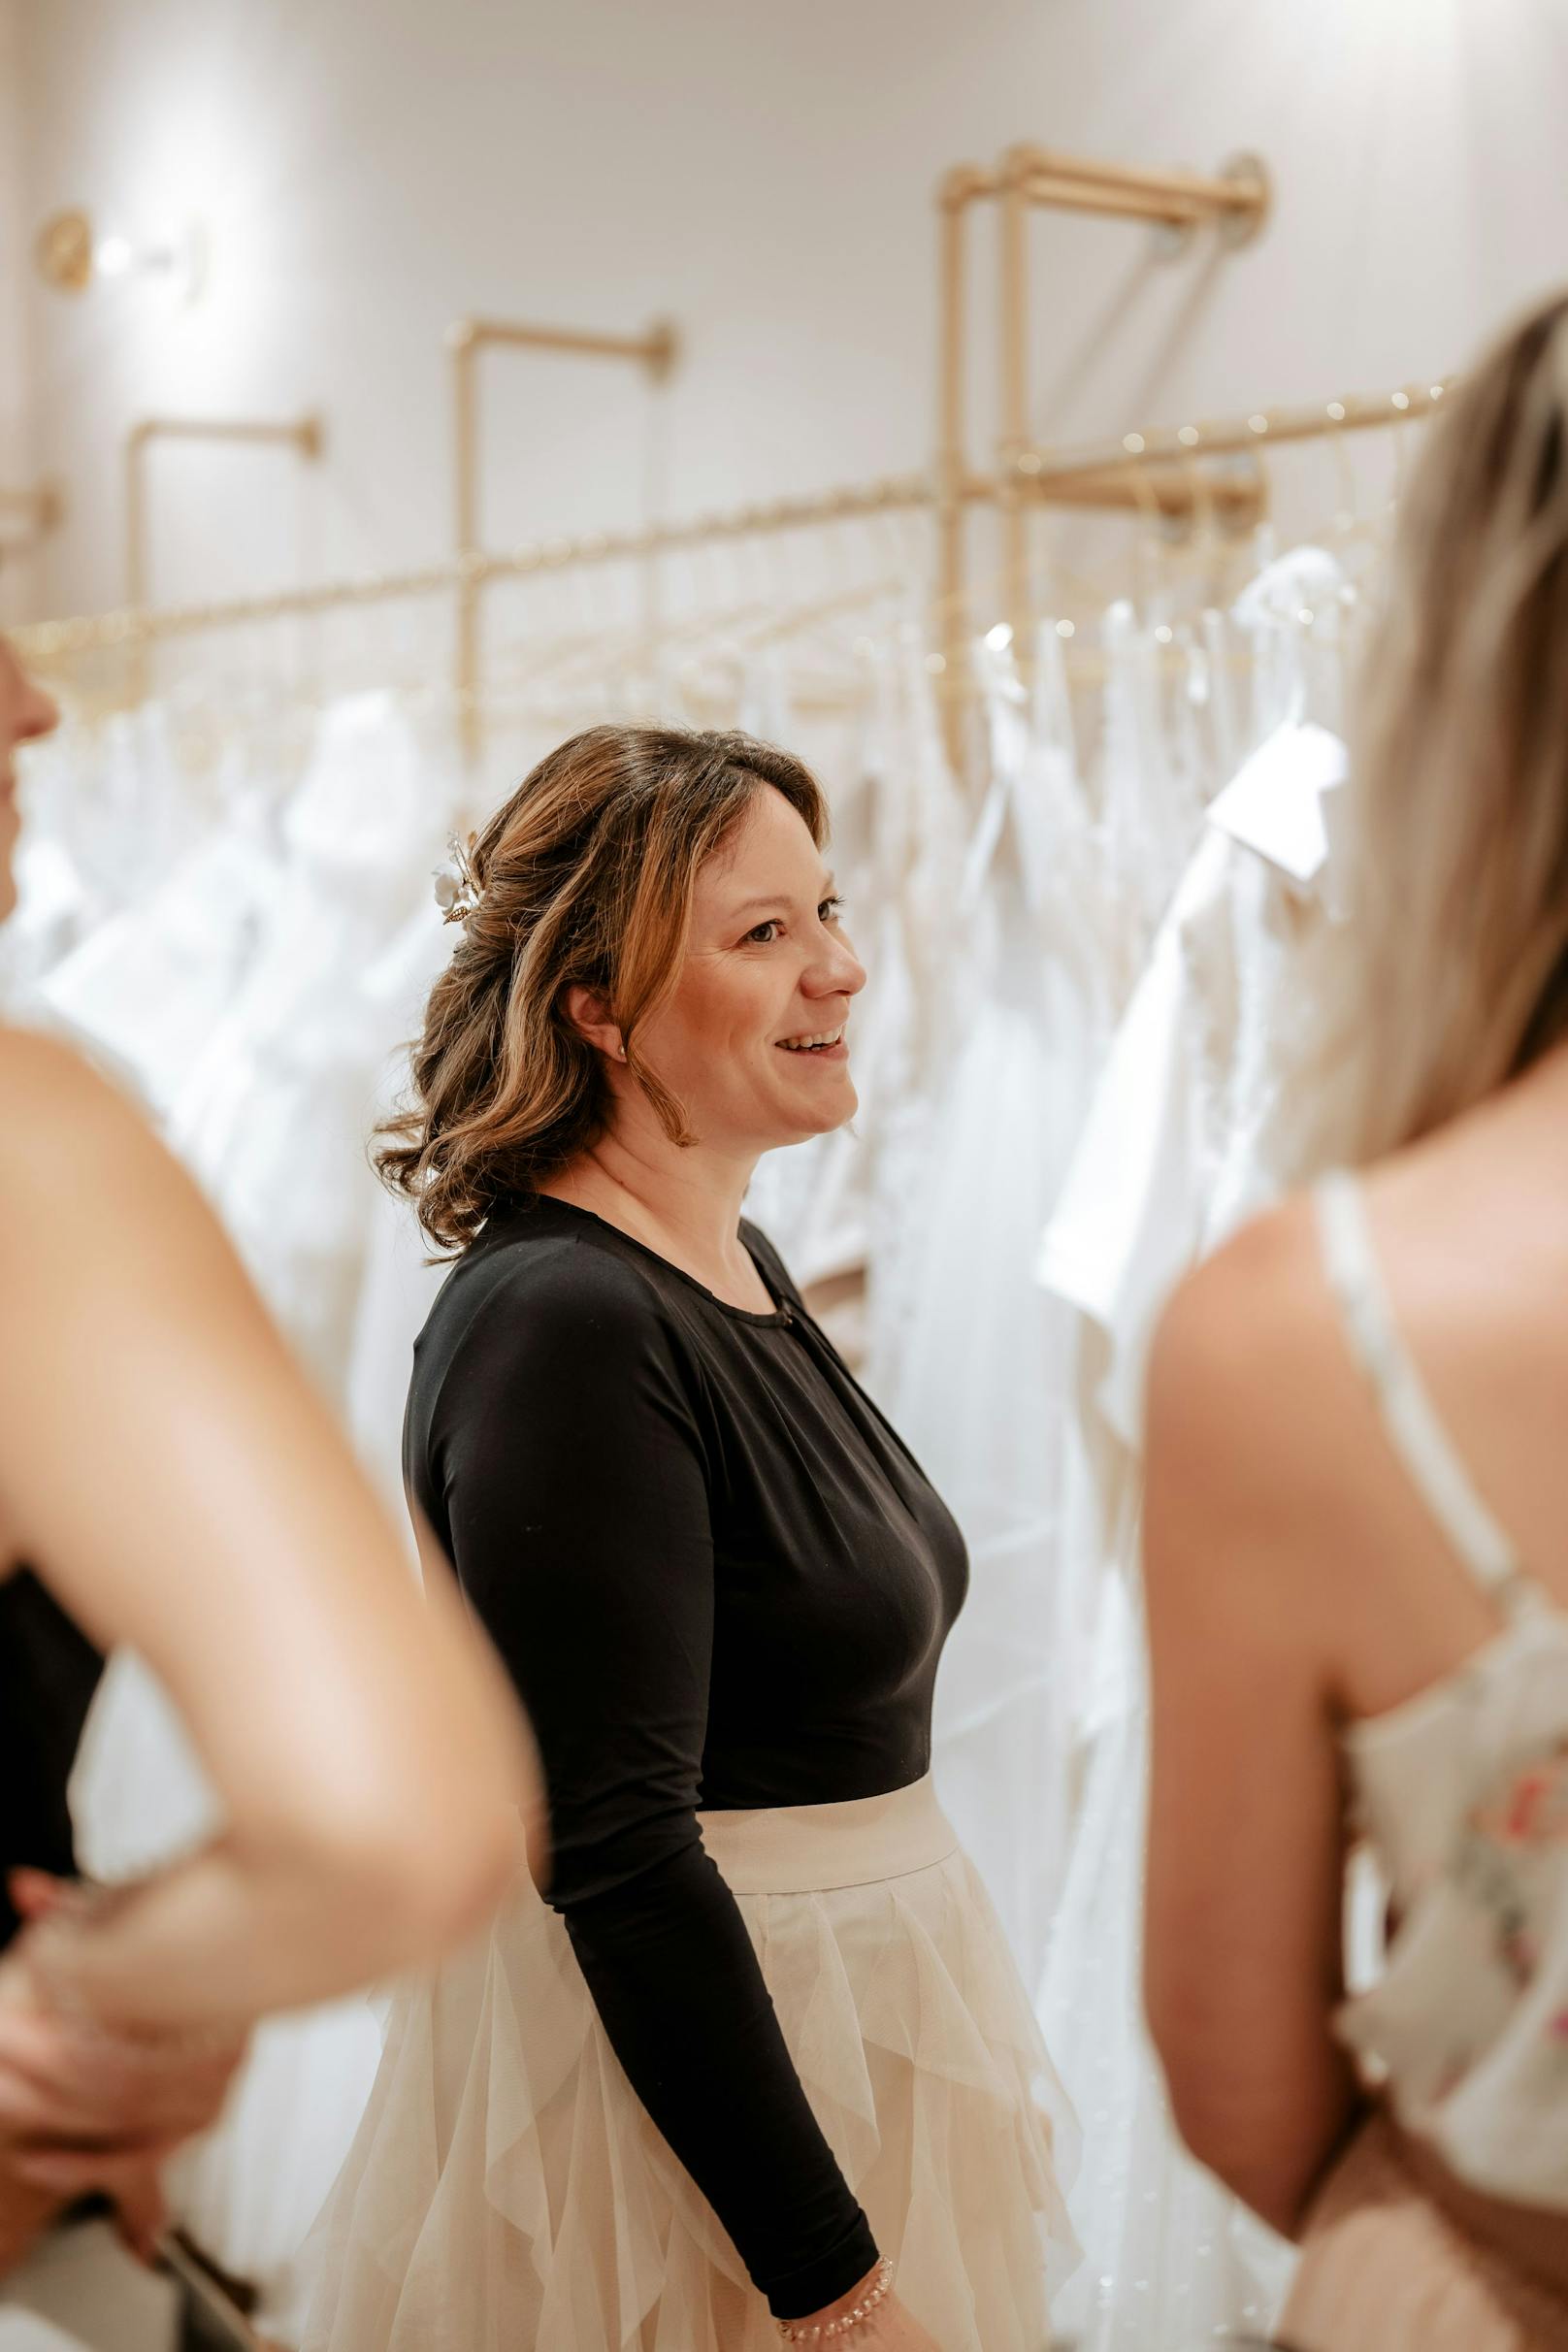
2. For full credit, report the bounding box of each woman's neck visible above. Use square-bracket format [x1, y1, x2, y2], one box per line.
[541, 1127, 767, 1307]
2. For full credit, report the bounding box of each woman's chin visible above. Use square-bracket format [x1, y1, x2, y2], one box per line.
[770, 1075, 859, 1146]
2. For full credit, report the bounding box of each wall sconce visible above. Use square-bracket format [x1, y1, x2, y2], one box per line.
[34, 208, 206, 304]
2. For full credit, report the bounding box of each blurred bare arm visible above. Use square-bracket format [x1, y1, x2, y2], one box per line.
[0, 1029, 540, 2039]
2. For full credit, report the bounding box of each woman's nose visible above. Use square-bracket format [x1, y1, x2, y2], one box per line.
[812, 931, 866, 999]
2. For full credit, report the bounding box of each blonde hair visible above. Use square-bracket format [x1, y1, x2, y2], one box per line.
[376, 725, 828, 1254]
[1294, 292, 1568, 1174]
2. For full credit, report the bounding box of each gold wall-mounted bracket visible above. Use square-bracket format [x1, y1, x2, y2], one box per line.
[0, 481, 67, 568]
[934, 142, 1273, 769]
[122, 413, 324, 695]
[449, 311, 681, 762]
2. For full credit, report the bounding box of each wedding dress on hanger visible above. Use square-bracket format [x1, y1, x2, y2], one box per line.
[63, 692, 456, 2344]
[1037, 556, 1356, 2351]
[864, 622, 1102, 1998]
[169, 691, 450, 1395]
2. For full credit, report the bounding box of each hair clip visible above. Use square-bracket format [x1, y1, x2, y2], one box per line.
[434, 831, 482, 926]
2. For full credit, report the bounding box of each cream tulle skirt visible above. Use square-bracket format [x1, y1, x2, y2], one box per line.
[303, 1776, 1078, 2352]
[1280, 2118, 1568, 2352]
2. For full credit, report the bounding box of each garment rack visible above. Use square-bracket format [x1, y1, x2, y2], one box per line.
[14, 361, 1445, 682]
[13, 471, 935, 666]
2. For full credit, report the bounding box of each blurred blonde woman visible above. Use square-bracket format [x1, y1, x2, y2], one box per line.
[1143, 295, 1568, 2350]
[0, 636, 539, 2286]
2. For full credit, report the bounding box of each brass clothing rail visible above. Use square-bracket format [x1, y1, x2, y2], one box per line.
[15, 368, 1446, 673]
[1014, 379, 1451, 485]
[14, 472, 934, 664]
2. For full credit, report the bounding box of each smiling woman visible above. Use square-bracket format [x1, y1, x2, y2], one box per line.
[310, 726, 1078, 2352]
[376, 725, 856, 1261]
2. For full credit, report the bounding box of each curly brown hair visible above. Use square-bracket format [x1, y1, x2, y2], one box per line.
[376, 725, 829, 1253]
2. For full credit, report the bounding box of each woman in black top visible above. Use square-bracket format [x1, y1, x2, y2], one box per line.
[310, 727, 1073, 2352]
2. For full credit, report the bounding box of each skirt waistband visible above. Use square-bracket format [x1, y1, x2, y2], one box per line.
[697, 1774, 958, 1896]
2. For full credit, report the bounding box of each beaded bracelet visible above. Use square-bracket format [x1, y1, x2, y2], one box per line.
[775, 2257, 896, 2343]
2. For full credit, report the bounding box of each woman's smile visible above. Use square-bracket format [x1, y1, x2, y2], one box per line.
[776, 1022, 849, 1062]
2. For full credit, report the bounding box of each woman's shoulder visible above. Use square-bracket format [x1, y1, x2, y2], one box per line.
[1152, 1193, 1324, 1410]
[413, 1203, 713, 1458]
[0, 1023, 137, 1145]
[0, 1025, 178, 1212]
[425, 1199, 686, 1365]
[1144, 1192, 1347, 1556]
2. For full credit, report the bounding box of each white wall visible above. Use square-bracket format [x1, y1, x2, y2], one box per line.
[13, 0, 1568, 622]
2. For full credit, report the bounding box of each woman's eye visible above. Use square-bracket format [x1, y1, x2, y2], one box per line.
[744, 899, 842, 945]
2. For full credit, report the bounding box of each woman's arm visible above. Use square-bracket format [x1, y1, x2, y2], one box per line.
[0, 1029, 538, 2036]
[1141, 1217, 1363, 2238]
[427, 1245, 879, 2321]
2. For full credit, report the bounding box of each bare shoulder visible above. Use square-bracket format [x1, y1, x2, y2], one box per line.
[1147, 1193, 1335, 1498]
[0, 1025, 152, 1157]
[0, 1024, 222, 1266]
[1142, 1191, 1373, 1670]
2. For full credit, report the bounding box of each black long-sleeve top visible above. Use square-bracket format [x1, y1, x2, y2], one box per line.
[405, 1194, 968, 2319]
[0, 1570, 103, 1948]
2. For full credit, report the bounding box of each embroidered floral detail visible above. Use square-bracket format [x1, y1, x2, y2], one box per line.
[1450, 1741, 1568, 1997]
[1470, 1743, 1568, 1847]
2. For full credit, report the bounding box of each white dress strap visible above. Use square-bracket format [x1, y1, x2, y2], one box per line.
[1314, 1169, 1526, 1603]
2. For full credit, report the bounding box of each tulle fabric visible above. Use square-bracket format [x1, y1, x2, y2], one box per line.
[1280, 2118, 1568, 2352]
[303, 1779, 1077, 2352]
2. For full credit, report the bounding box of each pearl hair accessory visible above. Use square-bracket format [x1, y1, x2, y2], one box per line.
[775, 2258, 895, 2342]
[433, 831, 481, 926]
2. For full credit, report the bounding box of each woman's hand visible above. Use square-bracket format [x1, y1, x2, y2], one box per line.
[777, 2269, 942, 2350]
[0, 1873, 245, 2273]
[2, 1870, 245, 2138]
[848, 2297, 941, 2349]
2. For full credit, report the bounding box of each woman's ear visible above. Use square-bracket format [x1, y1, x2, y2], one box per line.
[563, 985, 627, 1062]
